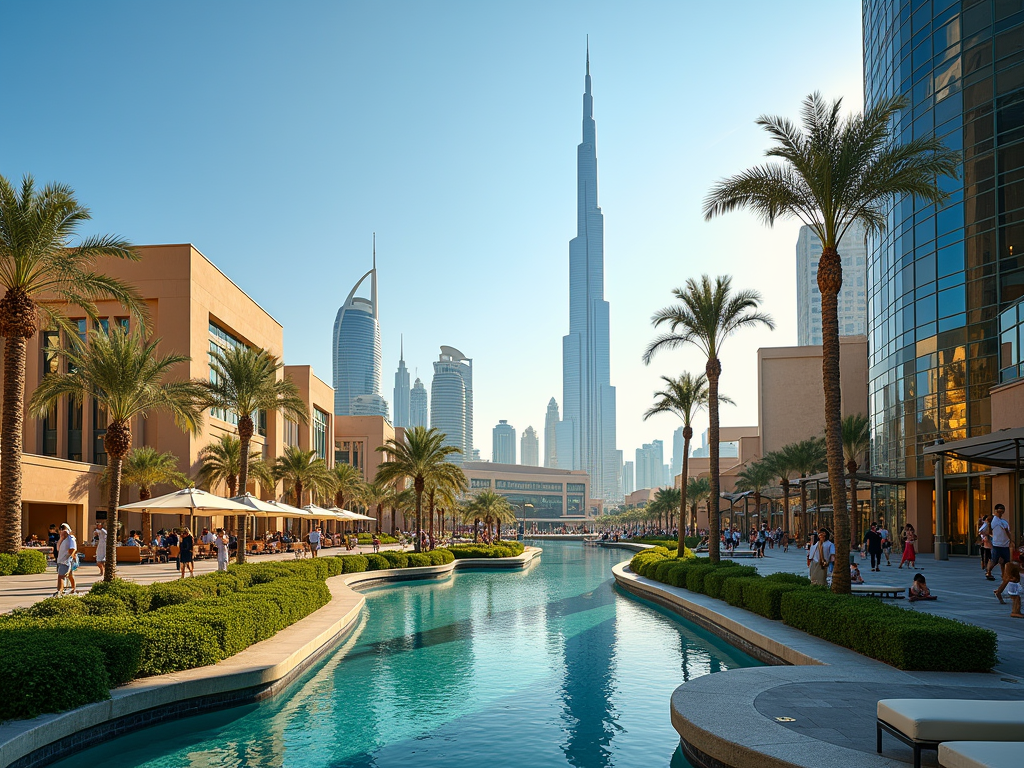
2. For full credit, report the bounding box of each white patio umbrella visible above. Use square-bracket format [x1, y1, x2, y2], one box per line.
[119, 487, 253, 538]
[230, 492, 283, 515]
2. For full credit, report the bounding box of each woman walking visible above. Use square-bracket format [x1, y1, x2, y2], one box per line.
[53, 523, 79, 597]
[178, 527, 195, 578]
[979, 515, 993, 574]
[807, 528, 835, 586]
[898, 523, 917, 569]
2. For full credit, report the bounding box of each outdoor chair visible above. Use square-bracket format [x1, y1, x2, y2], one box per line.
[877, 699, 1024, 768]
[939, 741, 1021, 767]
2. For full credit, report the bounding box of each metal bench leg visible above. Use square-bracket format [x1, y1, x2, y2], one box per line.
[914, 744, 921, 768]
[876, 723, 882, 753]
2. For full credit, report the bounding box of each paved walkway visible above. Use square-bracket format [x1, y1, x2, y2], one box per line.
[0, 544, 404, 614]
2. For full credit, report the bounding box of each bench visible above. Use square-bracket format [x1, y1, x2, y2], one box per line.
[878, 699, 1024, 768]
[853, 584, 906, 598]
[940, 741, 1021, 768]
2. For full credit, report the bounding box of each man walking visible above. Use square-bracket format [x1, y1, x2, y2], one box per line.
[308, 526, 321, 558]
[94, 521, 107, 578]
[53, 523, 78, 597]
[865, 522, 884, 572]
[807, 528, 836, 586]
[989, 505, 1013, 602]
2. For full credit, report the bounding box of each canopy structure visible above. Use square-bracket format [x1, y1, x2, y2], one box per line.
[302, 504, 337, 520]
[119, 487, 252, 513]
[267, 500, 307, 517]
[923, 428, 1024, 471]
[230, 493, 286, 516]
[331, 507, 375, 521]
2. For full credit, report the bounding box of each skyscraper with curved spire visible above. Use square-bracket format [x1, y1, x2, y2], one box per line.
[332, 236, 387, 418]
[561, 42, 619, 503]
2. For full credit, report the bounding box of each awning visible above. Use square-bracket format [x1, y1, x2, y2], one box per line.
[923, 428, 1024, 471]
[800, 471, 909, 486]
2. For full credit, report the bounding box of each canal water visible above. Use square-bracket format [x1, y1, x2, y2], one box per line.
[53, 541, 758, 767]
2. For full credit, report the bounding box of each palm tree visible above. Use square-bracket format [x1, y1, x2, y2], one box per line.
[204, 346, 308, 563]
[686, 477, 711, 535]
[113, 447, 188, 546]
[0, 175, 147, 554]
[358, 478, 392, 532]
[644, 275, 774, 563]
[735, 460, 772, 530]
[652, 487, 682, 532]
[842, 413, 871, 547]
[195, 434, 273, 498]
[468, 490, 516, 542]
[30, 328, 205, 580]
[424, 474, 465, 544]
[273, 446, 333, 508]
[331, 462, 364, 511]
[375, 427, 465, 552]
[461, 500, 483, 542]
[787, 437, 827, 542]
[703, 93, 958, 591]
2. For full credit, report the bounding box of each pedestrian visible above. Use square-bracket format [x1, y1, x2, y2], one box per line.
[978, 514, 993, 573]
[807, 528, 835, 586]
[94, 521, 107, 577]
[1000, 561, 1024, 618]
[372, 534, 380, 554]
[898, 523, 917, 569]
[53, 523, 78, 597]
[987, 504, 1011, 589]
[878, 518, 892, 566]
[908, 572, 936, 601]
[178, 527, 195, 578]
[308, 526, 321, 558]
[851, 561, 864, 584]
[47, 524, 60, 563]
[213, 527, 229, 572]
[864, 522, 884, 572]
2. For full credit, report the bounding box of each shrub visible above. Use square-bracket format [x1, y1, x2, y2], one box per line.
[357, 533, 398, 544]
[0, 552, 18, 576]
[704, 566, 758, 600]
[654, 559, 681, 584]
[407, 553, 431, 567]
[364, 553, 390, 570]
[430, 548, 455, 565]
[19, 596, 88, 620]
[134, 615, 222, 676]
[80, 594, 131, 616]
[664, 561, 698, 588]
[324, 557, 345, 577]
[722, 577, 760, 608]
[779, 588, 997, 671]
[381, 550, 409, 568]
[629, 550, 668, 574]
[685, 562, 738, 594]
[763, 572, 812, 586]
[14, 549, 48, 575]
[340, 555, 368, 574]
[148, 579, 217, 610]
[742, 580, 808, 620]
[89, 579, 152, 614]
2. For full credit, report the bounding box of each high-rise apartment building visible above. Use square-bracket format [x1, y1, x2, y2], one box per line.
[863, 0, 1024, 552]
[392, 337, 410, 428]
[544, 398, 560, 468]
[492, 420, 516, 464]
[796, 222, 869, 345]
[622, 460, 634, 496]
[634, 440, 665, 491]
[560, 44, 620, 503]
[410, 378, 428, 428]
[671, 426, 684, 481]
[521, 426, 540, 466]
[332, 240, 386, 418]
[430, 346, 473, 464]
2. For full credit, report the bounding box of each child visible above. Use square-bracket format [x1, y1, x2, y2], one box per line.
[850, 562, 864, 584]
[908, 573, 936, 602]
[1002, 562, 1024, 618]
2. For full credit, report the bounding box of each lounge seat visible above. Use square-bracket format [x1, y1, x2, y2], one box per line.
[878, 699, 1024, 768]
[853, 584, 906, 598]
[939, 741, 1020, 768]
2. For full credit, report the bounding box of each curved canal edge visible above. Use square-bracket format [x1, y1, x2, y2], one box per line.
[0, 547, 542, 768]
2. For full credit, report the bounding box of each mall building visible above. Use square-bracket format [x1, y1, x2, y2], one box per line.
[462, 462, 601, 531]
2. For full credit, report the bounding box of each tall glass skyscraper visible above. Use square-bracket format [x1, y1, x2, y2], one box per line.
[561, 43, 620, 503]
[492, 420, 516, 464]
[864, 0, 1024, 550]
[410, 377, 428, 428]
[332, 240, 386, 418]
[393, 337, 410, 428]
[521, 426, 540, 466]
[544, 397, 560, 468]
[796, 222, 869, 345]
[430, 346, 473, 464]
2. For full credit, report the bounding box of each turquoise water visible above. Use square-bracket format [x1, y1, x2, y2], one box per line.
[54, 542, 758, 768]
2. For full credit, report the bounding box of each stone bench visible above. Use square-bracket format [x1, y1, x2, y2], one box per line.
[939, 741, 1021, 768]
[853, 583, 906, 598]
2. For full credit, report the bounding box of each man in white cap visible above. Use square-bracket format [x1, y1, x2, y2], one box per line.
[54, 523, 78, 597]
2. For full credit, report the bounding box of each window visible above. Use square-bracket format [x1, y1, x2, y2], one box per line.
[312, 408, 329, 461]
[284, 418, 300, 447]
[92, 398, 107, 466]
[335, 440, 363, 470]
[66, 320, 86, 461]
[40, 331, 59, 456]
[116, 317, 130, 333]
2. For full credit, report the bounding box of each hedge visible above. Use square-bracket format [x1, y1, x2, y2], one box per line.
[407, 553, 431, 567]
[633, 536, 701, 550]
[704, 566, 758, 600]
[357, 533, 398, 544]
[741, 579, 807, 620]
[0, 550, 49, 576]
[722, 576, 759, 608]
[449, 541, 525, 559]
[364, 553, 390, 570]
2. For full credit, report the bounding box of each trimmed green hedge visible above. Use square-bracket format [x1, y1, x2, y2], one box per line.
[364, 553, 390, 570]
[0, 550, 50, 576]
[357, 533, 398, 544]
[407, 553, 431, 567]
[449, 541, 525, 559]
[704, 566, 758, 600]
[722, 576, 759, 608]
[633, 536, 701, 550]
[742, 579, 806, 620]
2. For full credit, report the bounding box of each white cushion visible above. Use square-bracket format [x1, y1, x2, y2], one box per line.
[939, 741, 1021, 768]
[878, 700, 1024, 742]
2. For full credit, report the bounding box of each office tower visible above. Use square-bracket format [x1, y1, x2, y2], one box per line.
[544, 397, 560, 468]
[332, 237, 386, 417]
[560, 42, 619, 503]
[430, 346, 473, 464]
[410, 378, 428, 428]
[555, 420, 577, 472]
[622, 460, 634, 496]
[521, 426, 540, 466]
[863, 0, 1023, 530]
[492, 420, 516, 464]
[796, 222, 869, 346]
[634, 439, 665, 490]
[671, 426, 684, 480]
[392, 336, 410, 428]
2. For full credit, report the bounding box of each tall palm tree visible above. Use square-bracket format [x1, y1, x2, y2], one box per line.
[842, 413, 871, 547]
[0, 175, 147, 554]
[686, 476, 711, 535]
[375, 426, 465, 552]
[461, 500, 483, 542]
[331, 462, 363, 511]
[358, 478, 392, 532]
[703, 93, 959, 592]
[643, 372, 726, 555]
[652, 487, 682, 532]
[30, 328, 205, 580]
[424, 474, 464, 544]
[763, 449, 799, 536]
[113, 447, 188, 546]
[273, 446, 333, 508]
[787, 437, 828, 542]
[204, 346, 307, 563]
[735, 460, 772, 530]
[195, 434, 273, 498]
[644, 275, 774, 563]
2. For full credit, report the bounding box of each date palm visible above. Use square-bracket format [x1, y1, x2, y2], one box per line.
[112, 446, 188, 546]
[358, 478, 392, 532]
[842, 414, 871, 547]
[787, 437, 827, 540]
[0, 174, 147, 554]
[468, 490, 516, 542]
[424, 474, 465, 544]
[763, 449, 799, 537]
[376, 426, 465, 552]
[30, 328, 205, 580]
[273, 446, 333, 508]
[644, 275, 773, 563]
[686, 476, 710, 534]
[644, 372, 729, 555]
[196, 434, 273, 498]
[331, 462, 364, 511]
[703, 93, 959, 592]
[736, 460, 772, 530]
[204, 346, 307, 562]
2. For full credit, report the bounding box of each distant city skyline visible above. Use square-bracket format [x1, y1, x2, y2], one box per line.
[521, 426, 540, 466]
[492, 420, 516, 464]
[796, 222, 868, 346]
[392, 336, 410, 427]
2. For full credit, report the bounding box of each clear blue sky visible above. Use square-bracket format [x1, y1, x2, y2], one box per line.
[2, 1, 863, 467]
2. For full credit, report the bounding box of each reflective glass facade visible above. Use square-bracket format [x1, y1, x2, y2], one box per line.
[864, 0, 1024, 498]
[332, 266, 384, 417]
[1000, 298, 1024, 378]
[430, 350, 471, 464]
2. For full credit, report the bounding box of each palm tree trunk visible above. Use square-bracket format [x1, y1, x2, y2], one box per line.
[102, 421, 132, 582]
[754, 490, 761, 531]
[782, 479, 791, 537]
[678, 427, 691, 557]
[848, 459, 860, 548]
[474, 517, 480, 542]
[428, 490, 435, 548]
[0, 329, 30, 554]
[800, 476, 809, 542]
[707, 359, 722, 563]
[413, 477, 424, 552]
[140, 486, 153, 549]
[818, 247, 851, 594]
[236, 415, 253, 564]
